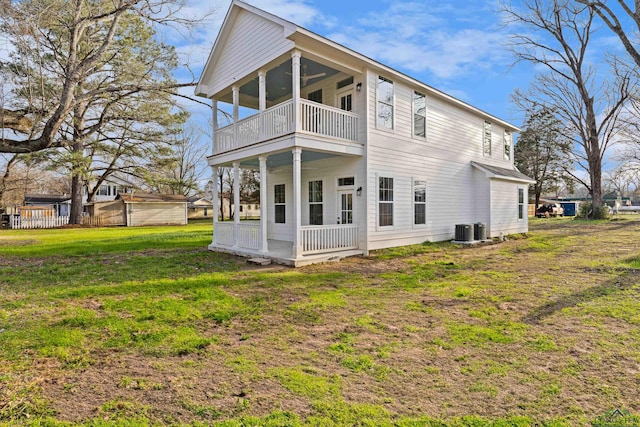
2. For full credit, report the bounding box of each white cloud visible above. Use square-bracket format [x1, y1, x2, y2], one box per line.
[326, 1, 511, 82]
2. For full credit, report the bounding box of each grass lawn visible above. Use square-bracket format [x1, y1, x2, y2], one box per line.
[1, 218, 640, 426]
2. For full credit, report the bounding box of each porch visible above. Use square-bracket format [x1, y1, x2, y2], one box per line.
[210, 221, 362, 266]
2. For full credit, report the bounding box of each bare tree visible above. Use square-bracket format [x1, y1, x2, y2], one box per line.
[0, 0, 208, 155]
[503, 0, 631, 217]
[576, 0, 640, 68]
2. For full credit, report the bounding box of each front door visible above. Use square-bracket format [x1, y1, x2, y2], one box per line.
[337, 190, 353, 224]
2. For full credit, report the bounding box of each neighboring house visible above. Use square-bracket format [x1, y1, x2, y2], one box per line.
[84, 175, 136, 203]
[196, 0, 534, 266]
[86, 193, 188, 227]
[188, 196, 213, 219]
[189, 195, 260, 220]
[23, 194, 71, 217]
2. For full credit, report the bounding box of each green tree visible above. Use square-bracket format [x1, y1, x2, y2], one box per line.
[515, 107, 572, 208]
[0, 0, 194, 223]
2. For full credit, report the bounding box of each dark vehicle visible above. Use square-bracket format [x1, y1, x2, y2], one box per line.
[535, 203, 564, 218]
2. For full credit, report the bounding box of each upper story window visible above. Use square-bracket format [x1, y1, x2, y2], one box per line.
[413, 91, 426, 138]
[377, 76, 394, 130]
[504, 130, 512, 160]
[337, 77, 354, 90]
[483, 121, 492, 156]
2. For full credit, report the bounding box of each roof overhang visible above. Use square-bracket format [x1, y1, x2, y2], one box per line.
[471, 161, 535, 184]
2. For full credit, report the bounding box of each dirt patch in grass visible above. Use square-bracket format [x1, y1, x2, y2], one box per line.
[4, 218, 640, 425]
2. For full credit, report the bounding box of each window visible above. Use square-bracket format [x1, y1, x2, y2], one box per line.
[97, 185, 109, 196]
[274, 184, 285, 223]
[483, 121, 492, 156]
[413, 91, 426, 138]
[338, 177, 355, 187]
[413, 179, 426, 225]
[378, 177, 394, 226]
[377, 76, 394, 129]
[309, 180, 323, 225]
[308, 89, 322, 103]
[518, 188, 525, 220]
[504, 130, 512, 160]
[337, 76, 354, 89]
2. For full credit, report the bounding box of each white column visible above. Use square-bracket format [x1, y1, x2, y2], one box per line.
[233, 162, 240, 248]
[292, 148, 302, 258]
[259, 156, 268, 253]
[232, 86, 239, 144]
[211, 166, 219, 246]
[211, 98, 218, 154]
[291, 51, 301, 132]
[258, 70, 266, 111]
[258, 70, 266, 141]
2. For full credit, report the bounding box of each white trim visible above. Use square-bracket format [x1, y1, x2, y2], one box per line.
[376, 173, 395, 230]
[517, 187, 525, 222]
[411, 177, 427, 228]
[412, 90, 427, 140]
[307, 178, 324, 225]
[376, 75, 395, 132]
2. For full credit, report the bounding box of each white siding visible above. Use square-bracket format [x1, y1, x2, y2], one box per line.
[208, 10, 294, 96]
[364, 71, 524, 249]
[489, 181, 528, 236]
[129, 203, 187, 227]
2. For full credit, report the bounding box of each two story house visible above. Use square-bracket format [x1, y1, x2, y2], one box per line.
[196, 0, 534, 266]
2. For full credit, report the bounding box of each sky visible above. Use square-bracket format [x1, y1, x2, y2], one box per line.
[176, 0, 540, 128]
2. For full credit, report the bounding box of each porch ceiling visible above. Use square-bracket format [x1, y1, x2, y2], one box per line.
[239, 150, 339, 169]
[218, 57, 341, 108]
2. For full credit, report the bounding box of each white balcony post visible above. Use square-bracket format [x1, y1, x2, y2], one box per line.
[211, 98, 218, 154]
[211, 166, 219, 246]
[292, 148, 302, 258]
[259, 156, 268, 254]
[291, 51, 301, 132]
[232, 85, 239, 143]
[258, 70, 266, 140]
[233, 162, 240, 247]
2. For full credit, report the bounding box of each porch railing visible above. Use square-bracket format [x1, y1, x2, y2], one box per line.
[300, 100, 359, 142]
[215, 222, 261, 250]
[10, 215, 69, 229]
[213, 99, 359, 155]
[301, 224, 358, 255]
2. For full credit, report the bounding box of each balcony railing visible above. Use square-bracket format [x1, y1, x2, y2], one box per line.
[213, 99, 359, 155]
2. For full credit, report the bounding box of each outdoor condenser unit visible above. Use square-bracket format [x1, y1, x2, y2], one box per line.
[455, 224, 473, 242]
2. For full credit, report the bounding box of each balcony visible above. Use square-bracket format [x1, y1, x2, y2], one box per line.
[213, 99, 360, 155]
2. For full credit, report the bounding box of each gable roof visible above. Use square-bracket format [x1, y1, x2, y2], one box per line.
[117, 193, 188, 203]
[197, 0, 520, 132]
[471, 162, 535, 184]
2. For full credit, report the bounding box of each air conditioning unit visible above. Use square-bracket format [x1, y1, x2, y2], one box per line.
[455, 224, 473, 242]
[474, 223, 487, 241]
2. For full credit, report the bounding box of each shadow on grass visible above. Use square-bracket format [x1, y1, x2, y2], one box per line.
[522, 268, 640, 325]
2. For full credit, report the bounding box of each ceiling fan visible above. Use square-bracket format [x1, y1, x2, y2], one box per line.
[286, 64, 326, 87]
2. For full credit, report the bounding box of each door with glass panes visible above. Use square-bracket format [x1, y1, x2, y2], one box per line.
[337, 190, 353, 224]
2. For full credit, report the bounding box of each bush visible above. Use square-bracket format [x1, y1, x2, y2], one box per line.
[577, 202, 609, 220]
